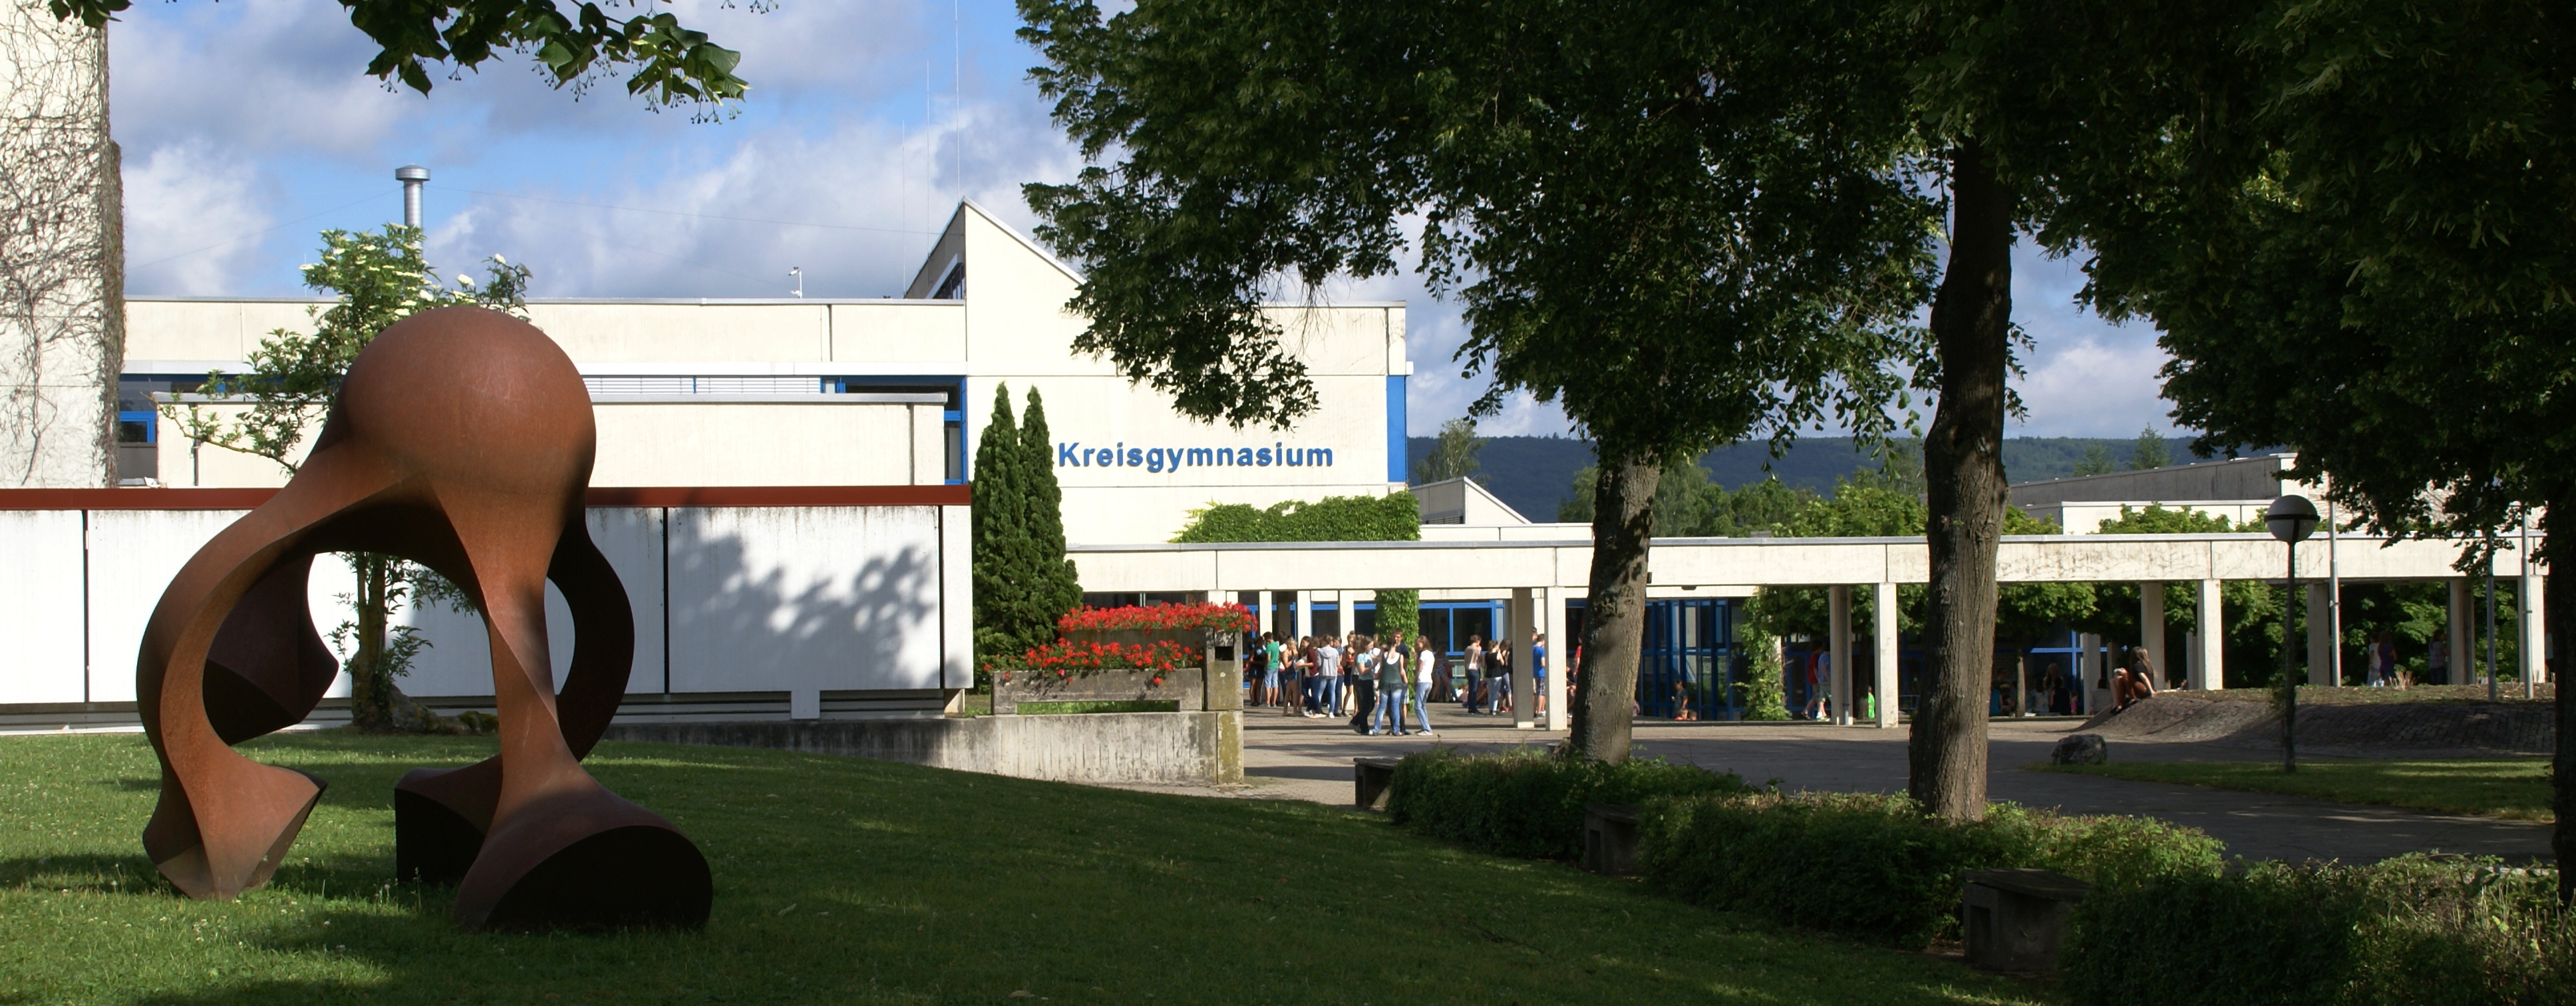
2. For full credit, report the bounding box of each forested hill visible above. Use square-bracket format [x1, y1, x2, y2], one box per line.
[1412, 435, 2156, 522]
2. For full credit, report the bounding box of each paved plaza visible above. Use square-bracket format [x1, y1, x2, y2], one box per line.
[1206, 703, 2555, 865]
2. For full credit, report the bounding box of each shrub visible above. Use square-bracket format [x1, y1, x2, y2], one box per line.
[1386, 747, 1746, 860]
[1637, 792, 2224, 948]
[2063, 856, 2575, 1006]
[1057, 602, 1255, 635]
[989, 639, 1200, 678]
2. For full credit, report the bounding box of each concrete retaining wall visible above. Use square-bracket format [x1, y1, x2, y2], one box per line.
[604, 711, 1237, 785]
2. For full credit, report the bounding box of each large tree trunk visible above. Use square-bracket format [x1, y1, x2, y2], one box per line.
[1909, 142, 2014, 821]
[1571, 448, 1661, 761]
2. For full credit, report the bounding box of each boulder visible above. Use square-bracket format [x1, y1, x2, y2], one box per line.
[2050, 733, 2108, 765]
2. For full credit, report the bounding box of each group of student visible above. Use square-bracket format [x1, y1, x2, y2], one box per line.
[1244, 630, 1552, 733]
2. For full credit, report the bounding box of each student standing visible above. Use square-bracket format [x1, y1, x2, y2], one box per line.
[1532, 633, 1549, 717]
[1347, 634, 1377, 729]
[1313, 637, 1343, 719]
[1410, 637, 1438, 736]
[1490, 641, 1514, 716]
[1370, 633, 1408, 735]
[1803, 651, 1830, 721]
[1473, 639, 1494, 712]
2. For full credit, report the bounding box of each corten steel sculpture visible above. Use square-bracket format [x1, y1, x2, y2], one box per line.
[136, 305, 712, 929]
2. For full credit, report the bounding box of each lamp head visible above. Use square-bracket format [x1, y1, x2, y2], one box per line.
[2266, 494, 2321, 544]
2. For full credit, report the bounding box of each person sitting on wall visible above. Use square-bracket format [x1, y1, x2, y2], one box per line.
[1673, 680, 1698, 721]
[2114, 647, 2157, 712]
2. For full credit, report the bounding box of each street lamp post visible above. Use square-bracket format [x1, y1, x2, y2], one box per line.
[2267, 495, 2321, 773]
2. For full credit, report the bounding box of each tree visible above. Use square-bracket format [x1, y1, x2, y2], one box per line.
[1015, 388, 1084, 641]
[2071, 444, 2117, 477]
[49, 0, 752, 110]
[1019, 0, 1936, 762]
[2044, 0, 2576, 892]
[162, 225, 526, 731]
[2127, 427, 2172, 471]
[971, 385, 1069, 671]
[1412, 417, 1484, 484]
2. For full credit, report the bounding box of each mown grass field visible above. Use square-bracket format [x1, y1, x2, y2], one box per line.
[1, 733, 2054, 1005]
[2036, 756, 2553, 822]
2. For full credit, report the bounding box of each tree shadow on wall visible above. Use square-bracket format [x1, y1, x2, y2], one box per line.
[663, 508, 945, 697]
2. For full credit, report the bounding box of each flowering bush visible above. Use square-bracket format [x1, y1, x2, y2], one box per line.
[1056, 602, 1255, 636]
[985, 639, 1202, 682]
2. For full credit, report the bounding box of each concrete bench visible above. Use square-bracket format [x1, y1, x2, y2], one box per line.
[1963, 868, 2093, 973]
[1353, 758, 1398, 811]
[1583, 803, 1641, 876]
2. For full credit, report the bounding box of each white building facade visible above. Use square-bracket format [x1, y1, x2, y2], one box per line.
[116, 202, 1412, 545]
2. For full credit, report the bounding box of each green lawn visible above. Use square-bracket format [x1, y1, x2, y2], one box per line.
[1, 733, 2054, 1005]
[2034, 757, 2553, 822]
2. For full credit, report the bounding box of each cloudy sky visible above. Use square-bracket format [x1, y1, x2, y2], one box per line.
[110, 0, 2181, 441]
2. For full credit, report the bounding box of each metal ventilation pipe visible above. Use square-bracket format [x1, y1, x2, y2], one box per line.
[395, 164, 430, 228]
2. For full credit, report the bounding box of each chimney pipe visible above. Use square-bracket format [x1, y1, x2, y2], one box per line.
[395, 164, 430, 228]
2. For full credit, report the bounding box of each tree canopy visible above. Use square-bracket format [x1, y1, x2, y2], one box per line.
[973, 386, 1084, 669]
[1412, 417, 1484, 485]
[51, 0, 752, 109]
[1020, 0, 1939, 761]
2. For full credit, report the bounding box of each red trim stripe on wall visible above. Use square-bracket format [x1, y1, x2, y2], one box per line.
[0, 486, 969, 511]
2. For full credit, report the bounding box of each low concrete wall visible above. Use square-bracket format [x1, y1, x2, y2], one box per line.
[604, 711, 1237, 785]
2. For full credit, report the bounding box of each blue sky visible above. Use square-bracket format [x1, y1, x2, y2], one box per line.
[110, 0, 2180, 441]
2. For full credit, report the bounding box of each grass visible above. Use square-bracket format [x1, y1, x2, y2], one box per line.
[0, 733, 2058, 1006]
[2034, 757, 2554, 822]
[1013, 700, 1180, 715]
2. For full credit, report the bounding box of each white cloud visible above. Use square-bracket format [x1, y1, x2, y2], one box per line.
[2012, 334, 2178, 438]
[120, 142, 273, 295]
[426, 96, 1082, 299]
[108, 0, 935, 162]
[2006, 246, 2181, 437]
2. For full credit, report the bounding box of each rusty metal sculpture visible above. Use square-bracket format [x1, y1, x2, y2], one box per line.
[136, 305, 711, 929]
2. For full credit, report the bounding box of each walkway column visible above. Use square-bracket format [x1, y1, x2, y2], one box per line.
[1510, 587, 1536, 729]
[1255, 590, 1273, 639]
[1543, 586, 1569, 731]
[1828, 585, 1853, 725]
[2195, 578, 2225, 690]
[2306, 583, 2335, 686]
[1871, 582, 1899, 728]
[2080, 632, 2106, 714]
[2521, 567, 2547, 687]
[2140, 582, 2167, 687]
[2447, 578, 2471, 685]
[1294, 590, 1314, 641]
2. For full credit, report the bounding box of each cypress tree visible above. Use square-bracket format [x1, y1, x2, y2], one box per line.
[1017, 388, 1085, 633]
[971, 385, 1027, 668]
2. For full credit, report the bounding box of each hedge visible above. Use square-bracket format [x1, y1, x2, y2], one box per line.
[1385, 747, 1746, 860]
[2062, 856, 2575, 1006]
[1637, 791, 2224, 948]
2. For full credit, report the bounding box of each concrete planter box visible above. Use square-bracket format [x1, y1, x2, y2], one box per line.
[991, 666, 1204, 715]
[607, 712, 1236, 785]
